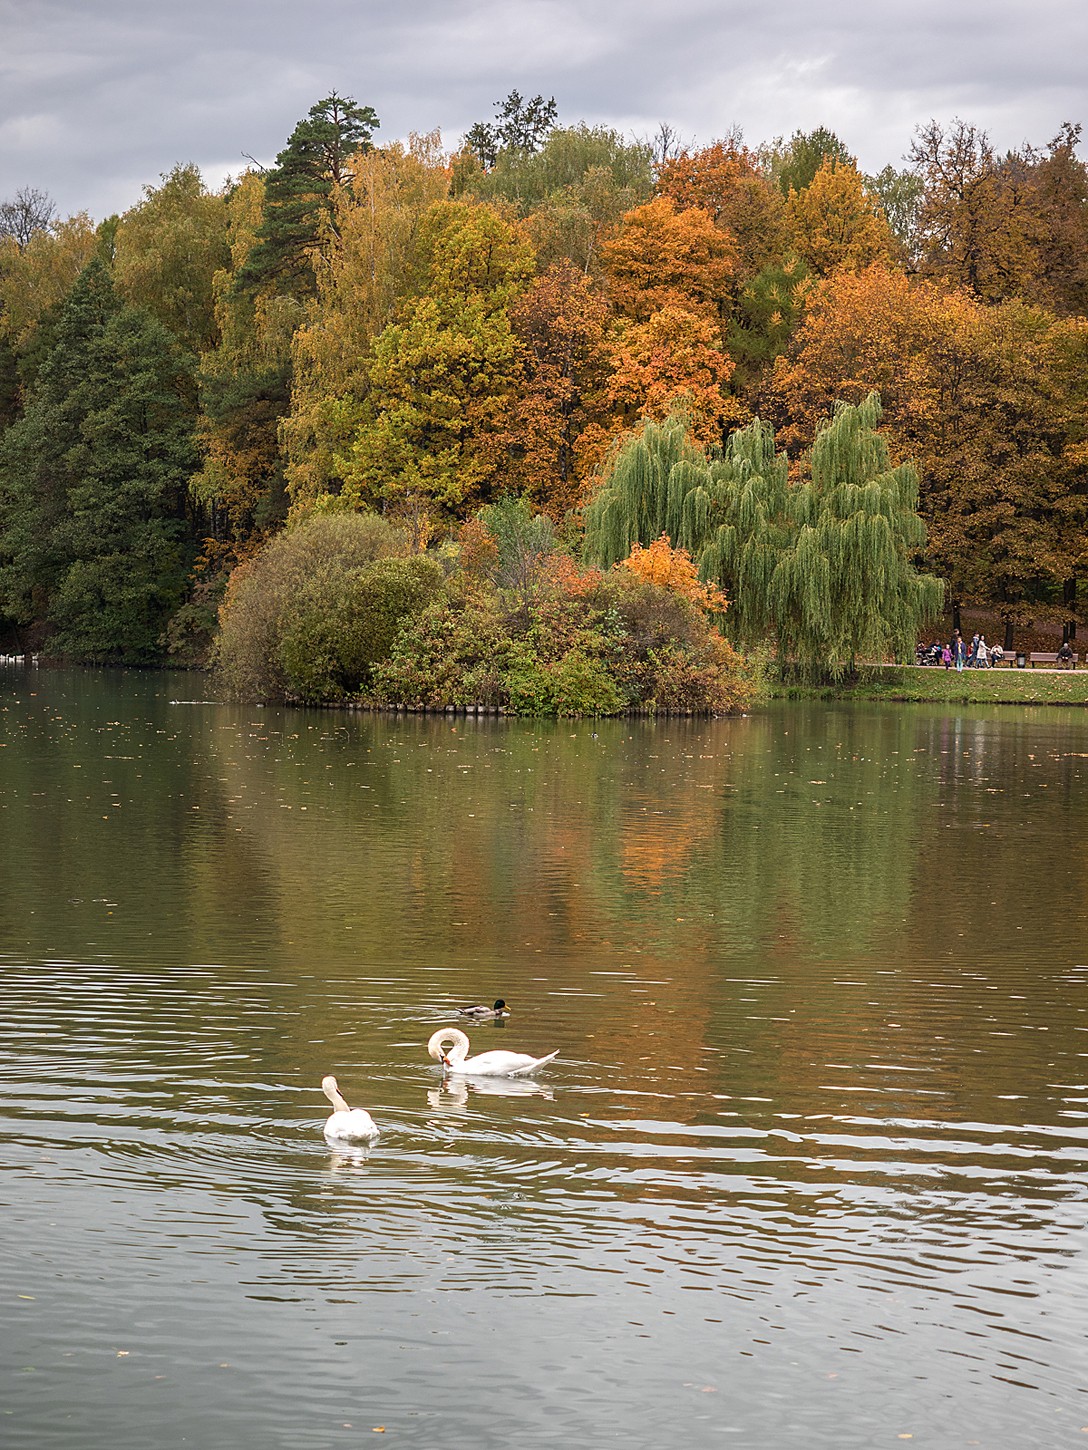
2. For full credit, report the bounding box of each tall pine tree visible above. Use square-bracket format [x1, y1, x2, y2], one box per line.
[238, 93, 379, 301]
[0, 258, 198, 661]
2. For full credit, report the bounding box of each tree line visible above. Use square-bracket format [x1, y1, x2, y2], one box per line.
[0, 90, 1084, 686]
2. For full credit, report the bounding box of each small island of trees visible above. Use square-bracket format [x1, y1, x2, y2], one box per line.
[1, 92, 1085, 711]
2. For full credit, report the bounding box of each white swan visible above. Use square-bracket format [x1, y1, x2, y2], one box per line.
[321, 1075, 379, 1143]
[427, 1027, 558, 1078]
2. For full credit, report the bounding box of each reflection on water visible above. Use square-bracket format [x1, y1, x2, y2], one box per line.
[1, 669, 1087, 1449]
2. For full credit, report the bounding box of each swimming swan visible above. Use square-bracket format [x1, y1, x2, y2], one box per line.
[459, 998, 510, 1019]
[427, 1027, 558, 1078]
[321, 1075, 380, 1143]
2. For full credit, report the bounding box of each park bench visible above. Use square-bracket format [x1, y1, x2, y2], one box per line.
[1029, 651, 1078, 668]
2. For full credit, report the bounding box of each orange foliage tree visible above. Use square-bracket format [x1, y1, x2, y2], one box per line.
[769, 263, 946, 448]
[600, 196, 737, 324]
[604, 304, 739, 449]
[500, 260, 613, 513]
[656, 137, 791, 279]
[770, 263, 1088, 624]
[621, 534, 728, 613]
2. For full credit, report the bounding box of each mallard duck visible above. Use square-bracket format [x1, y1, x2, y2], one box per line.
[458, 998, 510, 1019]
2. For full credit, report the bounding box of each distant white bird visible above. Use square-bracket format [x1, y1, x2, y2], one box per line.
[427, 1027, 558, 1078]
[458, 998, 510, 1019]
[321, 1075, 379, 1144]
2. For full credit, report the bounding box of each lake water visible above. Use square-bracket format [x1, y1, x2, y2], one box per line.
[1, 667, 1087, 1449]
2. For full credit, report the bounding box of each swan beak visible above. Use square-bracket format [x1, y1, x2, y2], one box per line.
[440, 1054, 451, 1068]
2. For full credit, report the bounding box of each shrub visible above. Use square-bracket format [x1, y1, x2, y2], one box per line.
[214, 513, 405, 699]
[646, 636, 755, 714]
[598, 572, 709, 654]
[592, 571, 755, 713]
[279, 555, 445, 702]
[371, 598, 514, 709]
[547, 647, 627, 716]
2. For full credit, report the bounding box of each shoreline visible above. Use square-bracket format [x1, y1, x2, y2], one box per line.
[773, 663, 1088, 707]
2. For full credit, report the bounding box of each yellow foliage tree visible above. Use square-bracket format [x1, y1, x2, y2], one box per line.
[621, 533, 729, 613]
[0, 213, 98, 351]
[283, 133, 451, 505]
[786, 160, 898, 275]
[334, 201, 536, 539]
[112, 163, 229, 356]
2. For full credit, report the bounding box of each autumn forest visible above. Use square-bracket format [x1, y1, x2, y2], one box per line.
[0, 91, 1085, 708]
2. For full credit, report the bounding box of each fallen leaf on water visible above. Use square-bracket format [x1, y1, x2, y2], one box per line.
[372, 1428, 386, 1434]
[116, 1351, 129, 1358]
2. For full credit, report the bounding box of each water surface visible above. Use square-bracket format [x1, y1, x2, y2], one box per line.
[2, 668, 1086, 1448]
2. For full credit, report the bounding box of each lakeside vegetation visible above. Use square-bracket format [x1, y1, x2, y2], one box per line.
[1, 91, 1086, 707]
[778, 664, 1088, 706]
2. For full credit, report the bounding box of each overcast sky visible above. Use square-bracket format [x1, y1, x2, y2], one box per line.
[2, 0, 1085, 220]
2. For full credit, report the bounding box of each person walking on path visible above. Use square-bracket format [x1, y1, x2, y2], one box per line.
[951, 629, 967, 671]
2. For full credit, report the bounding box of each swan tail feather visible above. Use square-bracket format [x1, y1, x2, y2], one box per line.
[511, 1050, 559, 1076]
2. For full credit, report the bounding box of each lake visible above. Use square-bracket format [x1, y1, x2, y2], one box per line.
[1, 667, 1086, 1449]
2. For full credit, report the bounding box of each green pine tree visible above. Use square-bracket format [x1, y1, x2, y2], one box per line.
[0, 257, 199, 661]
[239, 92, 379, 300]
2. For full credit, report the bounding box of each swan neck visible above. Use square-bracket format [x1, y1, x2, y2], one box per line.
[322, 1076, 351, 1114]
[428, 1027, 470, 1065]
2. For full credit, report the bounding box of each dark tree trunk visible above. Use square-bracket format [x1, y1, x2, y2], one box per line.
[1063, 577, 1077, 641]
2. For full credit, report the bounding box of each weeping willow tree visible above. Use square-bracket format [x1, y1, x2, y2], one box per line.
[584, 393, 944, 676]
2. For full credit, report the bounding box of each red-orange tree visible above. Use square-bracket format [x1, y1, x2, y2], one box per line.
[770, 263, 1088, 624]
[656, 138, 790, 279]
[600, 196, 737, 325]
[500, 260, 612, 513]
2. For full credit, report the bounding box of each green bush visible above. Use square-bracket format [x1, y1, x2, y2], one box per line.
[547, 647, 626, 716]
[371, 598, 514, 708]
[502, 630, 627, 717]
[214, 513, 406, 699]
[279, 555, 444, 701]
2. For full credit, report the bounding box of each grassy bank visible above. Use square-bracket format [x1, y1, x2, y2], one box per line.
[774, 664, 1088, 707]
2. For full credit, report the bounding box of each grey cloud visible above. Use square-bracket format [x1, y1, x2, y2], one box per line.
[1, 0, 1084, 218]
